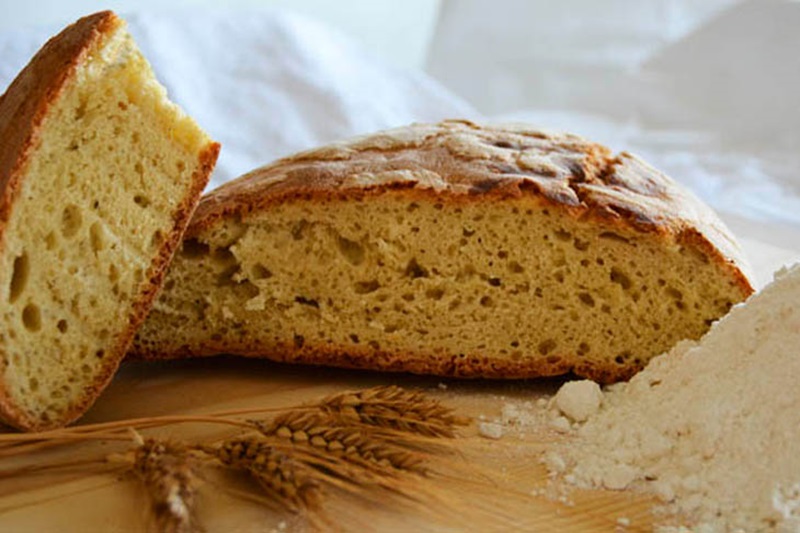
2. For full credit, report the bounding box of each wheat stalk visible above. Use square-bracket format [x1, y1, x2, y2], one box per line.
[258, 410, 428, 475]
[319, 386, 469, 438]
[208, 437, 320, 512]
[0, 385, 471, 530]
[131, 439, 202, 533]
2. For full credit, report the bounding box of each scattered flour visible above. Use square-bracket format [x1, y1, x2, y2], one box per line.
[548, 265, 800, 531]
[478, 421, 504, 440]
[553, 380, 602, 422]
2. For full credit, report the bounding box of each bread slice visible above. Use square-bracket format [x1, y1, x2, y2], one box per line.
[131, 120, 751, 383]
[0, 11, 219, 430]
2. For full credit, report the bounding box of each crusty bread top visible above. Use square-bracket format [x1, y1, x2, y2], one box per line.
[190, 120, 753, 294]
[0, 11, 120, 228]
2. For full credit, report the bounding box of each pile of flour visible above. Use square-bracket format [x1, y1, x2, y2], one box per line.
[548, 264, 800, 531]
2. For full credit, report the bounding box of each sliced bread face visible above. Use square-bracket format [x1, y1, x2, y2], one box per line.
[132, 121, 752, 383]
[0, 12, 219, 430]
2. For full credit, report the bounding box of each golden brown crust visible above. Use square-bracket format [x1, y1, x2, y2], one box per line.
[189, 120, 753, 294]
[0, 11, 219, 430]
[133, 337, 634, 384]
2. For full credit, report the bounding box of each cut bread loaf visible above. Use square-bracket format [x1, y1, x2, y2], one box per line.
[0, 11, 219, 430]
[132, 120, 751, 383]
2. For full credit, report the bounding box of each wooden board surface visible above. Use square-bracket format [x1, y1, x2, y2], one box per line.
[0, 234, 798, 532]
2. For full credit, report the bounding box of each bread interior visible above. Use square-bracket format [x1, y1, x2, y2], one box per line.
[0, 23, 209, 424]
[136, 193, 746, 381]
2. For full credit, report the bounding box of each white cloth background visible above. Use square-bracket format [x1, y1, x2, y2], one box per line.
[428, 0, 800, 230]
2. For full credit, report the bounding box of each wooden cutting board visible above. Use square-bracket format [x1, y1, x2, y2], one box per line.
[0, 234, 797, 532]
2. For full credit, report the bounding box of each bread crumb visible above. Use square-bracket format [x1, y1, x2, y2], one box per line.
[553, 380, 602, 422]
[478, 422, 503, 440]
[437, 382, 448, 390]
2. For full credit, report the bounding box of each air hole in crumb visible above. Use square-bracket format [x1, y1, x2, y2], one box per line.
[90, 222, 105, 253]
[405, 258, 429, 279]
[488, 277, 502, 287]
[462, 227, 475, 237]
[546, 355, 561, 365]
[96, 349, 105, 359]
[554, 272, 565, 283]
[9, 253, 29, 303]
[426, 288, 445, 300]
[134, 162, 144, 174]
[610, 268, 632, 290]
[291, 220, 309, 240]
[508, 261, 524, 273]
[578, 292, 595, 307]
[211, 248, 235, 265]
[45, 232, 57, 250]
[22, 304, 41, 332]
[151, 230, 164, 249]
[354, 280, 380, 294]
[133, 194, 151, 208]
[368, 340, 380, 350]
[599, 231, 630, 244]
[182, 239, 210, 259]
[57, 319, 68, 333]
[177, 161, 186, 172]
[295, 296, 319, 308]
[337, 236, 365, 266]
[251, 264, 272, 280]
[401, 293, 415, 302]
[349, 334, 360, 344]
[294, 335, 305, 348]
[554, 229, 571, 241]
[108, 264, 119, 283]
[28, 378, 39, 392]
[510, 340, 520, 348]
[574, 238, 589, 251]
[577, 342, 590, 356]
[538, 339, 557, 355]
[480, 295, 494, 307]
[61, 205, 82, 237]
[498, 250, 508, 259]
[666, 287, 683, 300]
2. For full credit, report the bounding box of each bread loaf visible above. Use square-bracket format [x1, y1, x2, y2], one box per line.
[132, 120, 751, 383]
[0, 11, 219, 430]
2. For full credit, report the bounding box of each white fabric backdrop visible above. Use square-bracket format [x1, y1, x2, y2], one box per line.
[427, 0, 800, 229]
